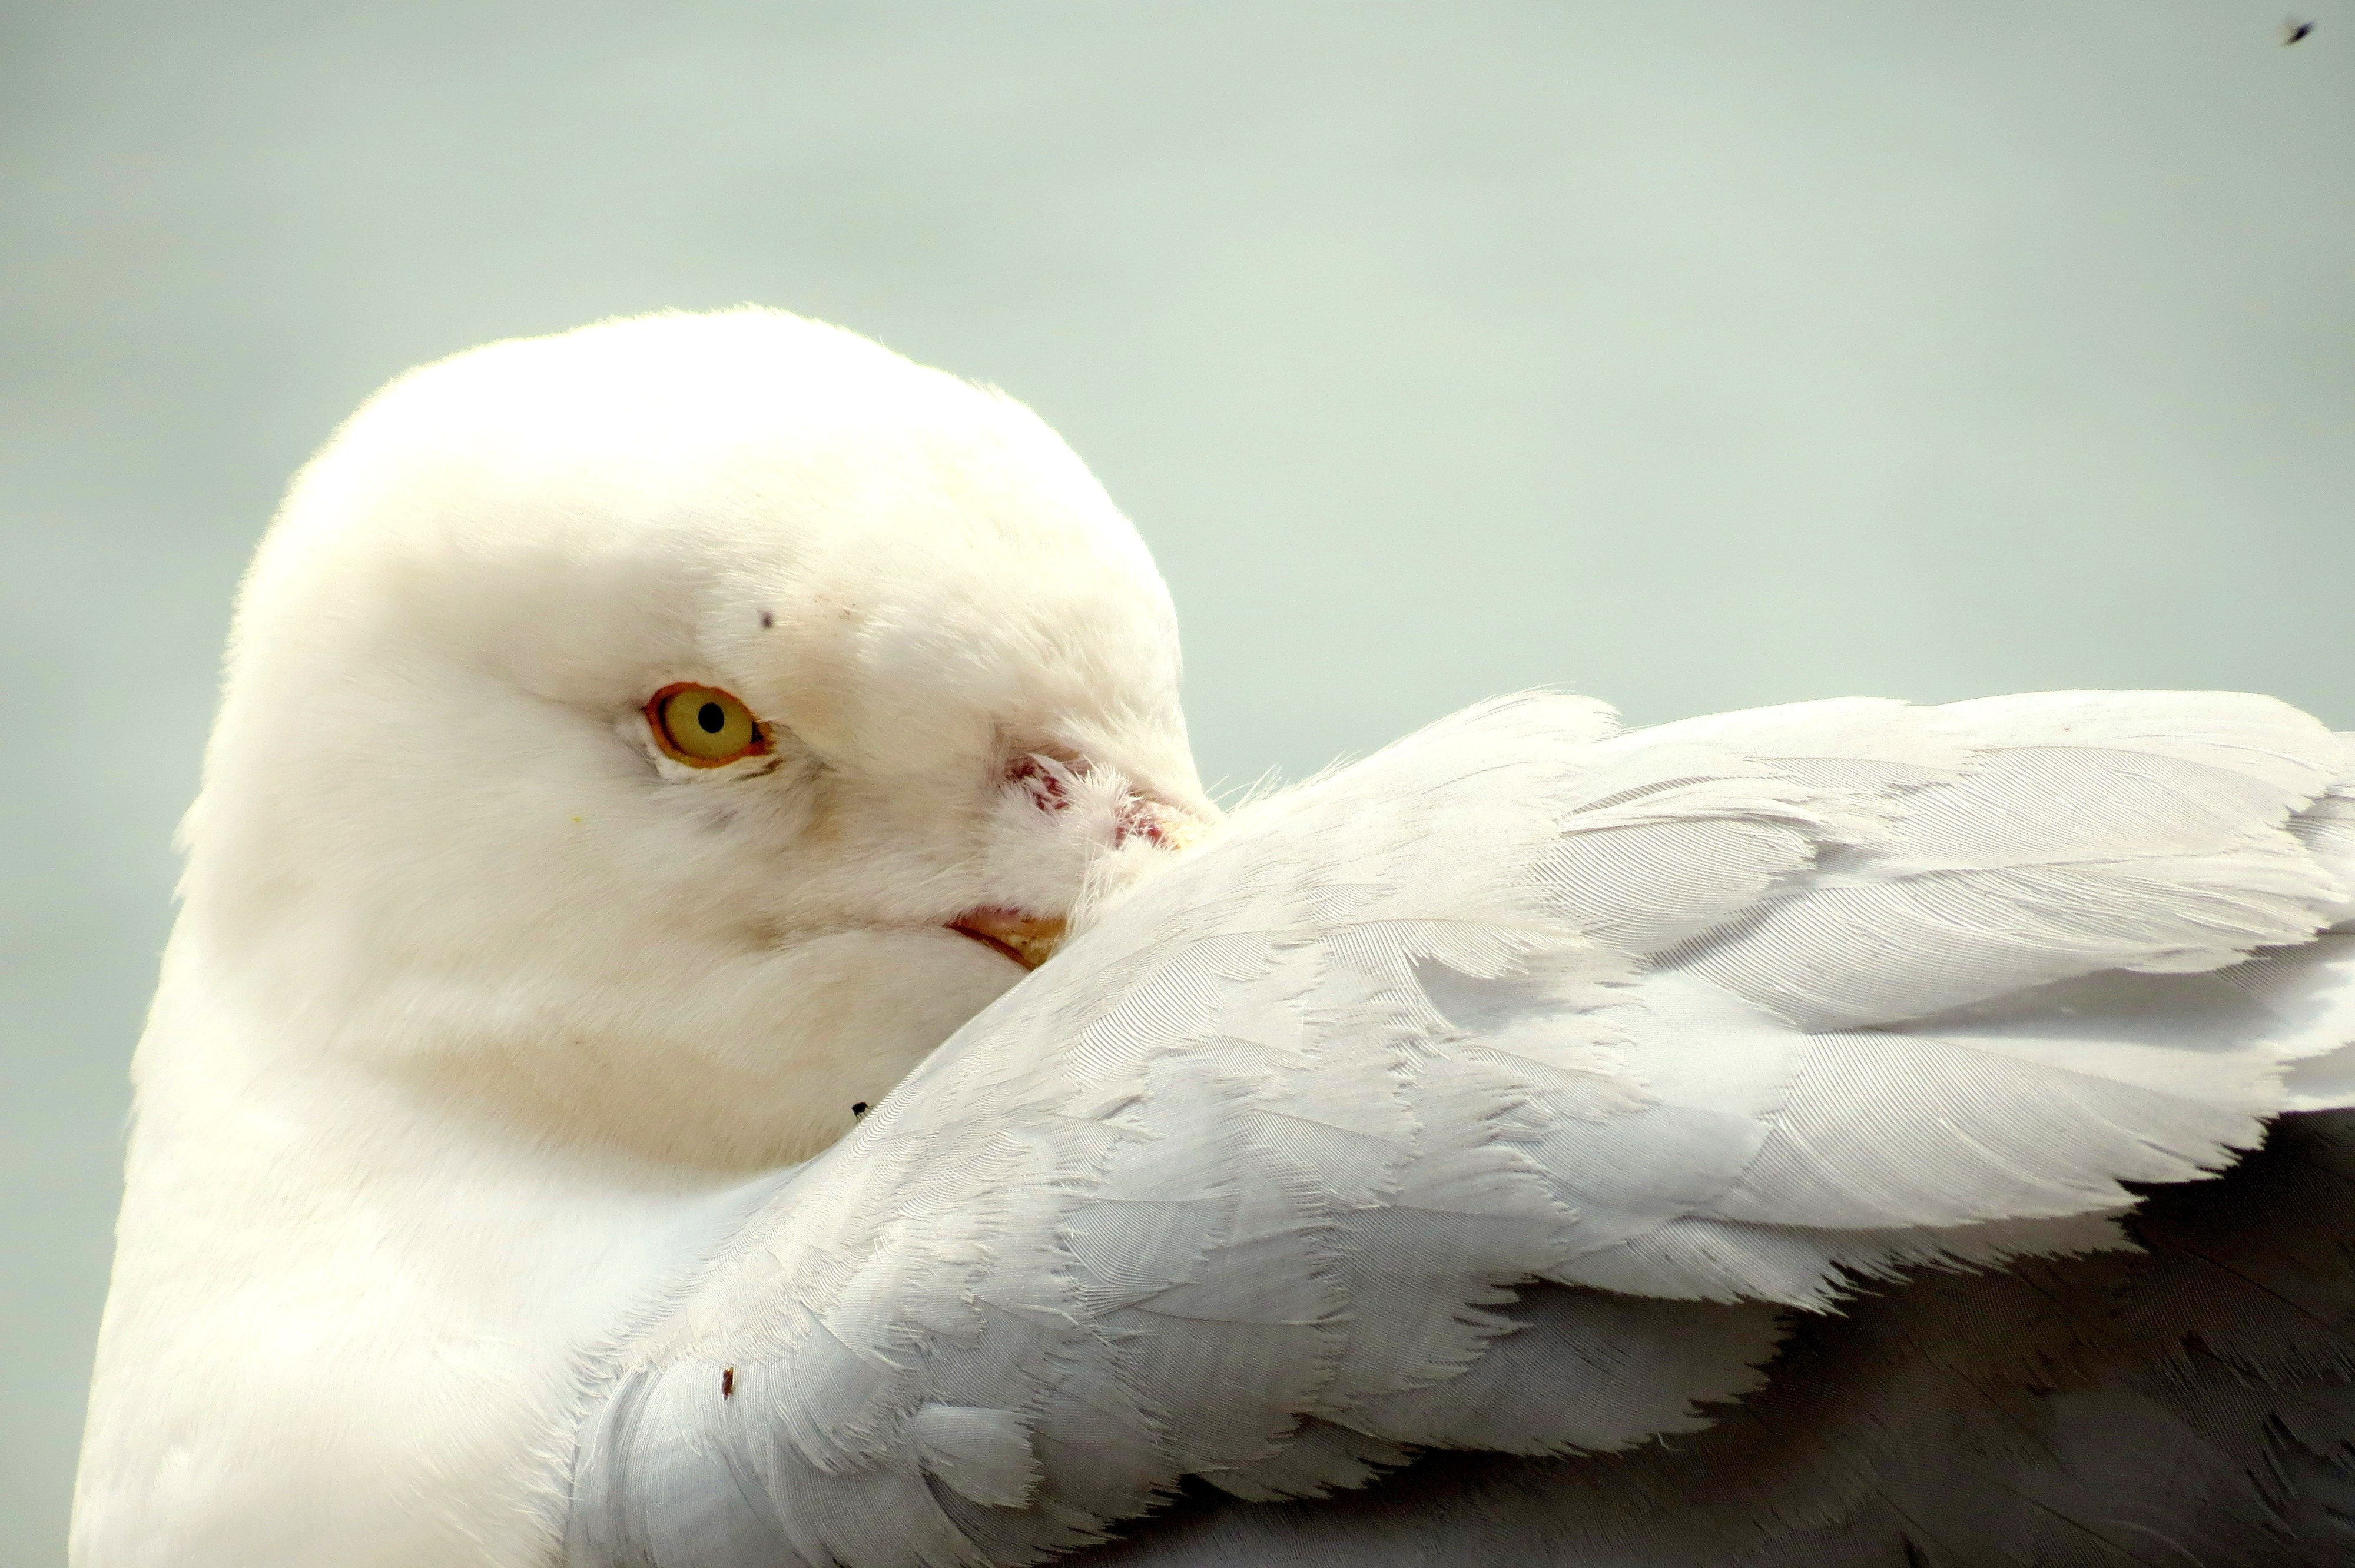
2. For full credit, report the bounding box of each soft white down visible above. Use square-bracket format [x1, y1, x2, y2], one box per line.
[74, 309, 2355, 1568]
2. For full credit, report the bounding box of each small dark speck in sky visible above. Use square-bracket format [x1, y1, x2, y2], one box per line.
[2284, 18, 2316, 45]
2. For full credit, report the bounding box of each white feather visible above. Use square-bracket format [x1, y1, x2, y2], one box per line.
[74, 309, 2355, 1568]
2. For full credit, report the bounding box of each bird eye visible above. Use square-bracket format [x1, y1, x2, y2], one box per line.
[645, 683, 769, 767]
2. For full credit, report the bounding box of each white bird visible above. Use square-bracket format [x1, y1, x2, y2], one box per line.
[74, 308, 2355, 1567]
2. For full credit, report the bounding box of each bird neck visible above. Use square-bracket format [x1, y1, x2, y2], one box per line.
[75, 926, 774, 1566]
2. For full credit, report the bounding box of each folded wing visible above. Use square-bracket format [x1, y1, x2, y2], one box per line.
[566, 690, 2355, 1567]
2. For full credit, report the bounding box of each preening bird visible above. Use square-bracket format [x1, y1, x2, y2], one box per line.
[75, 309, 2355, 1567]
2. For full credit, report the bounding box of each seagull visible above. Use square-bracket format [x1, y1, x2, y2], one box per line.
[74, 308, 2355, 1567]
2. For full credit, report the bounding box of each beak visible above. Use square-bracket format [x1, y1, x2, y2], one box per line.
[950, 908, 1068, 970]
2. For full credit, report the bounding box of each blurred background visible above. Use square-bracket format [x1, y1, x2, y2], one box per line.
[5, 1, 2351, 1556]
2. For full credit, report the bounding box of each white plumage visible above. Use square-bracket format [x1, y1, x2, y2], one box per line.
[74, 310, 2355, 1567]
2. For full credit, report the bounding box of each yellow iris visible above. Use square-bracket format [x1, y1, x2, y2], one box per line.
[646, 683, 768, 766]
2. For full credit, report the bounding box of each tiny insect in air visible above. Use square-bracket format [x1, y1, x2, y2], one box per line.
[2284, 17, 2316, 44]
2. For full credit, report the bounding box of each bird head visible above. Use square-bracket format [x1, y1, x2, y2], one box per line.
[177, 309, 1213, 1170]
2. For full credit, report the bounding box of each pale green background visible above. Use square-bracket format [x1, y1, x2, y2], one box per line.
[6, 2, 2352, 1557]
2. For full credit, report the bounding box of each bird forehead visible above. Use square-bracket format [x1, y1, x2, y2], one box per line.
[248, 309, 1180, 759]
[729, 529, 1175, 755]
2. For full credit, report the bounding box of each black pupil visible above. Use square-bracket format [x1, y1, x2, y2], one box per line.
[696, 702, 726, 735]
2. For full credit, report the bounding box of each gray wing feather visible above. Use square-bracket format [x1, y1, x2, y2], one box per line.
[565, 691, 2355, 1566]
[1069, 1108, 2355, 1567]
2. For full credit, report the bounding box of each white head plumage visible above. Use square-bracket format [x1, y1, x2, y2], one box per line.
[75, 310, 1210, 1564]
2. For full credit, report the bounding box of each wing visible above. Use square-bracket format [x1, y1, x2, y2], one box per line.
[1068, 1107, 2355, 1567]
[564, 691, 2355, 1568]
